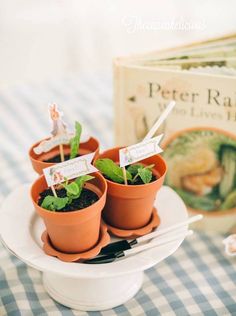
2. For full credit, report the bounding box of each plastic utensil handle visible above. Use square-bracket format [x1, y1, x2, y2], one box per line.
[137, 214, 202, 244]
[124, 230, 193, 257]
[142, 101, 176, 141]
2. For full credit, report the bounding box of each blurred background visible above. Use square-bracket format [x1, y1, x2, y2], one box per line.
[0, 0, 236, 87]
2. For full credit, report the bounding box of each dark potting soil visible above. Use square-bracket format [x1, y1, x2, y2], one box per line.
[38, 188, 99, 212]
[43, 154, 80, 163]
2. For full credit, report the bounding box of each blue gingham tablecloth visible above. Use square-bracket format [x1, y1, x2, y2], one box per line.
[0, 74, 236, 316]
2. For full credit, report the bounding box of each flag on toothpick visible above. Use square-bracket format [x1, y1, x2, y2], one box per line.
[119, 101, 175, 184]
[119, 134, 163, 168]
[43, 152, 98, 187]
[33, 104, 72, 159]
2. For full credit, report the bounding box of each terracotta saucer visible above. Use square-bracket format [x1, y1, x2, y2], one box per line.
[105, 208, 160, 239]
[41, 222, 110, 262]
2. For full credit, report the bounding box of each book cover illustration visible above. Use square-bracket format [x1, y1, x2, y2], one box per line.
[114, 34, 236, 231]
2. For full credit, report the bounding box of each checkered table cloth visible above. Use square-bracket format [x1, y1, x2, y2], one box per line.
[0, 75, 236, 316]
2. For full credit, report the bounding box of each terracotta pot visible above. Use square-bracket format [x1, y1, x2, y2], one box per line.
[29, 137, 99, 175]
[31, 172, 107, 254]
[96, 147, 167, 230]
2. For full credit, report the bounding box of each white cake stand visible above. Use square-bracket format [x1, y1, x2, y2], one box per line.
[0, 185, 188, 311]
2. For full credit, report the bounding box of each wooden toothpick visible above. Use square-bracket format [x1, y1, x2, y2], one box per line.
[51, 185, 58, 197]
[143, 101, 176, 141]
[122, 167, 128, 185]
[59, 144, 65, 162]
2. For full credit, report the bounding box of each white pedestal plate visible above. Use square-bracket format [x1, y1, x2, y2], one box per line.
[0, 185, 188, 311]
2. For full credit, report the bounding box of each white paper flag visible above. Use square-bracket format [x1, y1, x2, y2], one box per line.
[43, 152, 98, 187]
[119, 134, 163, 168]
[33, 134, 73, 155]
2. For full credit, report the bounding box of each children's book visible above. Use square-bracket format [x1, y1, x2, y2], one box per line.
[114, 33, 236, 232]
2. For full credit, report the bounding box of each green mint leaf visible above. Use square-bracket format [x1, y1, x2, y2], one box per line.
[41, 195, 69, 211]
[127, 164, 143, 176]
[61, 175, 94, 203]
[75, 175, 94, 186]
[75, 175, 94, 189]
[138, 168, 152, 184]
[53, 197, 69, 209]
[73, 175, 94, 198]
[95, 159, 132, 183]
[64, 182, 80, 196]
[70, 121, 82, 159]
[41, 196, 56, 211]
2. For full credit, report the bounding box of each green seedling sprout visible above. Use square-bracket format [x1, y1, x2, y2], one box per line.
[70, 121, 82, 159]
[95, 158, 155, 185]
[41, 175, 94, 211]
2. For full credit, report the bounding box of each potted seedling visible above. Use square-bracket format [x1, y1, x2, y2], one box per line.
[31, 171, 107, 254]
[94, 102, 175, 232]
[95, 149, 166, 230]
[29, 104, 99, 174]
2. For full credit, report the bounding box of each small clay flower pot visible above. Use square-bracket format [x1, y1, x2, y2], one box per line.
[31, 172, 107, 254]
[29, 137, 99, 175]
[96, 147, 167, 230]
